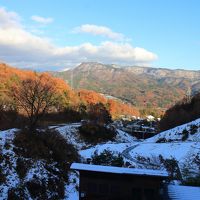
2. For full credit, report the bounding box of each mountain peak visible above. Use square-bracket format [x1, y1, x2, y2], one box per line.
[75, 62, 115, 71]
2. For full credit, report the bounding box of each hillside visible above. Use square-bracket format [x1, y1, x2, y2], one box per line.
[0, 124, 137, 199]
[127, 118, 200, 177]
[147, 118, 200, 143]
[159, 92, 200, 131]
[52, 62, 200, 109]
[0, 62, 139, 126]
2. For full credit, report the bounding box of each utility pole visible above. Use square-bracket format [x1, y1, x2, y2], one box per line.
[186, 86, 191, 102]
[71, 70, 73, 89]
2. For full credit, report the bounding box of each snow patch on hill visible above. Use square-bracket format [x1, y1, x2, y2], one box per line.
[0, 129, 19, 199]
[0, 128, 73, 199]
[147, 118, 200, 143]
[65, 172, 79, 200]
[80, 143, 132, 159]
[129, 142, 200, 164]
[54, 123, 86, 150]
[126, 118, 200, 176]
[54, 123, 137, 151]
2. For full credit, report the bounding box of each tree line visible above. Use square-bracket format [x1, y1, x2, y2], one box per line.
[159, 92, 200, 131]
[0, 63, 139, 130]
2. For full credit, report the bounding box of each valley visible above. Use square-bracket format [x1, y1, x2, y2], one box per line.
[1, 1, 200, 199]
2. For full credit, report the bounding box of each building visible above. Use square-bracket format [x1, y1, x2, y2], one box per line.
[71, 163, 169, 200]
[166, 185, 200, 200]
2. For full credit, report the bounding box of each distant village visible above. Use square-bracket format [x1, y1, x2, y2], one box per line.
[113, 115, 159, 139]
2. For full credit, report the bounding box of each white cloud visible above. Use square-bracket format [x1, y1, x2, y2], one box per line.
[0, 7, 158, 69]
[72, 24, 127, 41]
[31, 15, 53, 25]
[0, 7, 21, 28]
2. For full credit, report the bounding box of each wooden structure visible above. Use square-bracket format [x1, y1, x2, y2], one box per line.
[71, 163, 169, 200]
[122, 125, 157, 139]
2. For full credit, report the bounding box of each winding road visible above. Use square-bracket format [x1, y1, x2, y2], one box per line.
[122, 143, 140, 163]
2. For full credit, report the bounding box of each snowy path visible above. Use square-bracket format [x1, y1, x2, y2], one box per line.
[122, 144, 139, 163]
[121, 141, 200, 168]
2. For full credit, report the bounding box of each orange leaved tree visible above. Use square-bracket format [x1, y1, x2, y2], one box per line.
[11, 73, 58, 130]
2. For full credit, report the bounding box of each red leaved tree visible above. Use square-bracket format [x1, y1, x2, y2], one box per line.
[11, 73, 58, 130]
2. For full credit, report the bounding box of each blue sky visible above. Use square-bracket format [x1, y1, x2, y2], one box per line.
[0, 0, 200, 70]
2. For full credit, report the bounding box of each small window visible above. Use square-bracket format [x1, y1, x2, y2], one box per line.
[99, 183, 109, 194]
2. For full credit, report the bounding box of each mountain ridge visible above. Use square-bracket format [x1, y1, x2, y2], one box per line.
[52, 62, 200, 109]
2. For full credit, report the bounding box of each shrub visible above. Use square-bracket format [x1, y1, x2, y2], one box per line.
[182, 176, 200, 186]
[26, 178, 47, 199]
[91, 150, 124, 167]
[189, 125, 198, 135]
[14, 129, 79, 164]
[39, 109, 83, 127]
[7, 185, 28, 200]
[87, 103, 112, 125]
[13, 129, 79, 199]
[135, 155, 161, 170]
[159, 156, 182, 180]
[181, 153, 200, 186]
[0, 168, 6, 184]
[15, 158, 31, 179]
[26, 176, 65, 199]
[182, 129, 189, 141]
[79, 123, 116, 144]
[0, 108, 27, 130]
[156, 138, 167, 143]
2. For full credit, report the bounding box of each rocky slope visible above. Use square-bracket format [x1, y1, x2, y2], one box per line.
[53, 62, 200, 108]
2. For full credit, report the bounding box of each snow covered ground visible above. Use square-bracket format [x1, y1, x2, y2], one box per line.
[52, 123, 138, 200]
[0, 129, 20, 199]
[0, 118, 200, 199]
[146, 118, 200, 143]
[52, 119, 200, 199]
[65, 172, 79, 200]
[54, 123, 86, 150]
[80, 143, 132, 159]
[55, 123, 137, 151]
[123, 118, 200, 175]
[0, 128, 70, 199]
[129, 142, 200, 163]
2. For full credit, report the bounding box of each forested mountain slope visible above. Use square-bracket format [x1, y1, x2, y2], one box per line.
[53, 62, 200, 108]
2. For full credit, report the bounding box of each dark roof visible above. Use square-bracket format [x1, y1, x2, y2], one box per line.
[70, 163, 169, 178]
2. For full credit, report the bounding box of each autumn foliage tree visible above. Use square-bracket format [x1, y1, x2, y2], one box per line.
[11, 74, 58, 130]
[0, 63, 140, 130]
[79, 103, 115, 144]
[87, 103, 112, 125]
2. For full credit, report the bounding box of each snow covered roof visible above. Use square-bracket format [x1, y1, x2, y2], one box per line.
[70, 163, 169, 178]
[146, 115, 155, 119]
[168, 185, 200, 200]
